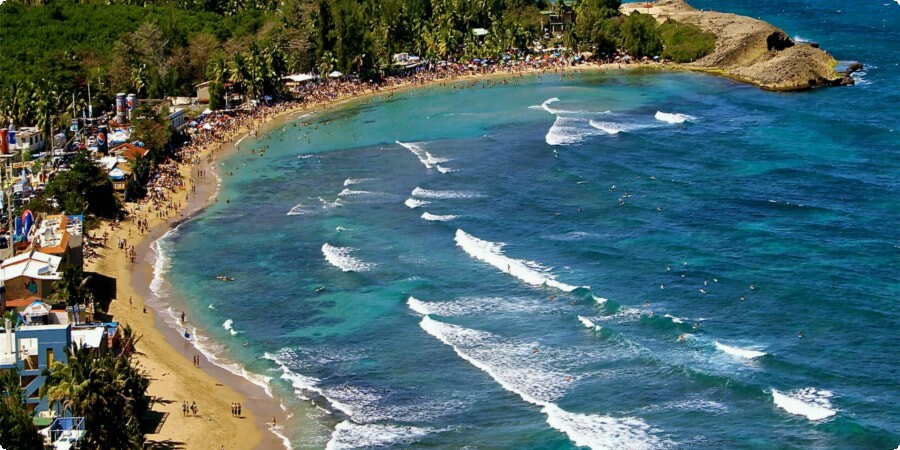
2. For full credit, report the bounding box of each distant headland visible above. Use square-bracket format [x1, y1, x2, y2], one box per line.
[622, 0, 861, 91]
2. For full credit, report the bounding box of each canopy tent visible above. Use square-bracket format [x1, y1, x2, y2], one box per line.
[110, 130, 129, 144]
[23, 300, 51, 324]
[201, 108, 213, 115]
[108, 168, 126, 181]
[283, 74, 317, 82]
[328, 70, 343, 78]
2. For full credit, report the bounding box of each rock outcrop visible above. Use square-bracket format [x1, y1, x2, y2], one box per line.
[620, 0, 856, 90]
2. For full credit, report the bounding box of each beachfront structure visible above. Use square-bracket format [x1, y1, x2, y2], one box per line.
[31, 214, 84, 271]
[196, 81, 212, 103]
[0, 250, 62, 306]
[0, 314, 119, 414]
[11, 126, 45, 153]
[0, 322, 71, 412]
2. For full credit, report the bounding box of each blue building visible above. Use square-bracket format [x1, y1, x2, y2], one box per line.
[0, 323, 71, 412]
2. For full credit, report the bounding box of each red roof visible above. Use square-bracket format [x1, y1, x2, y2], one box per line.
[113, 143, 149, 161]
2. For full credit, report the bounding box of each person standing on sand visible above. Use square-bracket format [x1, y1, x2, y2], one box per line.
[237, 403, 241, 417]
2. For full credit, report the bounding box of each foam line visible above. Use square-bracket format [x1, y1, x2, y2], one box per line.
[454, 229, 583, 292]
[420, 316, 661, 450]
[771, 388, 837, 421]
[714, 341, 767, 359]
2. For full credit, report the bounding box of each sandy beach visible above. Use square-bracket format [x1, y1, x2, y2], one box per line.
[84, 60, 659, 449]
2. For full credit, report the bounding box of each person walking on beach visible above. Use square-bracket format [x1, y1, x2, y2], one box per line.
[237, 403, 241, 417]
[182, 401, 188, 417]
[191, 401, 198, 417]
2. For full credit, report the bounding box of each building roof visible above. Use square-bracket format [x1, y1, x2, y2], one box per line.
[5, 296, 43, 309]
[33, 215, 71, 255]
[71, 327, 105, 348]
[112, 142, 149, 161]
[0, 250, 62, 281]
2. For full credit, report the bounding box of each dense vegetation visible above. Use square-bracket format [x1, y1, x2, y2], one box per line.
[0, 369, 44, 449]
[658, 19, 717, 63]
[41, 343, 150, 449]
[0, 0, 713, 144]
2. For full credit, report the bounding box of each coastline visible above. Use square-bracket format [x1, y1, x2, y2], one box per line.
[88, 58, 793, 449]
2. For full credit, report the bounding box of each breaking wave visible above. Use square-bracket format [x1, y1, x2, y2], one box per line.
[714, 341, 767, 360]
[412, 187, 483, 199]
[421, 212, 458, 221]
[404, 198, 430, 209]
[322, 243, 374, 272]
[397, 141, 452, 172]
[771, 388, 837, 421]
[326, 421, 432, 450]
[419, 316, 663, 450]
[654, 111, 695, 124]
[454, 229, 583, 292]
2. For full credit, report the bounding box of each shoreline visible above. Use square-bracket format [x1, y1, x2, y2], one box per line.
[90, 59, 803, 449]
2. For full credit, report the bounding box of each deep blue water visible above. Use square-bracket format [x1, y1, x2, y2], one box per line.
[155, 1, 899, 448]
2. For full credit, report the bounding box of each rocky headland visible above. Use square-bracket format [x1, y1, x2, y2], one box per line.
[621, 0, 859, 91]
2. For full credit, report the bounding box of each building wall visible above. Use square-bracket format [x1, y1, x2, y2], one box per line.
[4, 276, 55, 301]
[16, 325, 71, 412]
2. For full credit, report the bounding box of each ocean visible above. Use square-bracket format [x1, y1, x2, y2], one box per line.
[149, 1, 899, 448]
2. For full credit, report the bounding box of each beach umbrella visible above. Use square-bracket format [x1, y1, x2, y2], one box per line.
[328, 70, 343, 78]
[202, 123, 213, 130]
[202, 108, 213, 115]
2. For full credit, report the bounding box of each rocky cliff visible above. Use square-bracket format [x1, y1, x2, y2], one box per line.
[620, 0, 856, 90]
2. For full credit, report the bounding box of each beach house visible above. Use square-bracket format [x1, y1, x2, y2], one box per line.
[0, 250, 62, 308]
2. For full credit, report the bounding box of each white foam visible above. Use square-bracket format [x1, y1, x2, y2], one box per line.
[322, 243, 374, 272]
[654, 111, 695, 124]
[404, 198, 430, 209]
[407, 296, 549, 317]
[663, 314, 685, 324]
[588, 120, 629, 135]
[343, 178, 373, 186]
[335, 226, 352, 232]
[338, 188, 374, 197]
[269, 424, 294, 450]
[161, 307, 273, 397]
[546, 116, 603, 146]
[396, 141, 451, 171]
[454, 229, 583, 292]
[263, 352, 324, 398]
[222, 319, 239, 336]
[412, 187, 482, 199]
[149, 223, 185, 296]
[577, 315, 602, 332]
[714, 341, 767, 360]
[592, 296, 608, 305]
[537, 97, 562, 114]
[287, 203, 312, 216]
[421, 212, 458, 222]
[420, 316, 661, 450]
[436, 165, 455, 174]
[325, 421, 431, 450]
[771, 388, 837, 421]
[318, 197, 343, 210]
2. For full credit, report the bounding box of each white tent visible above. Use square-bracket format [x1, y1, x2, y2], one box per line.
[201, 108, 213, 115]
[108, 168, 126, 181]
[283, 74, 317, 82]
[328, 70, 343, 78]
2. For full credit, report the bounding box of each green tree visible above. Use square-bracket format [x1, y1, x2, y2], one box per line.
[46, 151, 120, 219]
[0, 368, 43, 449]
[42, 345, 150, 449]
[621, 11, 662, 58]
[53, 266, 93, 313]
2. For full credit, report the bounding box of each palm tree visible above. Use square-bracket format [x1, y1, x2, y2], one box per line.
[42, 345, 149, 449]
[228, 53, 248, 96]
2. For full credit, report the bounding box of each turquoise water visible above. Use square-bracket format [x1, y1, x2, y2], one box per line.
[156, 2, 899, 448]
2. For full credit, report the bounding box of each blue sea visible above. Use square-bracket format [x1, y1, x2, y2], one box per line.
[151, 1, 899, 448]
